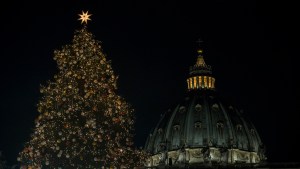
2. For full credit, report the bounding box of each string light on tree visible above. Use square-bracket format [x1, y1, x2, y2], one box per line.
[18, 11, 147, 168]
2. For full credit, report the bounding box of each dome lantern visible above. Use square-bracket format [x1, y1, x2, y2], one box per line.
[187, 42, 215, 90]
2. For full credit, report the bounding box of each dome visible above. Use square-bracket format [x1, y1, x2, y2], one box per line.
[144, 45, 266, 168]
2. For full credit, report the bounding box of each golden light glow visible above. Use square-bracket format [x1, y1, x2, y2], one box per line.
[18, 26, 147, 168]
[199, 76, 202, 88]
[78, 11, 92, 24]
[187, 76, 215, 90]
[193, 77, 197, 89]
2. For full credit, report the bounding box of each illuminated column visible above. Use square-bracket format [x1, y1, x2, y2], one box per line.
[204, 76, 207, 88]
[196, 76, 199, 89]
[199, 76, 203, 88]
[208, 77, 212, 88]
[187, 79, 190, 89]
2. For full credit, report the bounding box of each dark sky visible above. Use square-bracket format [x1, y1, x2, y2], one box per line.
[0, 0, 298, 166]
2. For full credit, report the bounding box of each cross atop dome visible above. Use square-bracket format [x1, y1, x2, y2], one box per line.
[196, 38, 204, 54]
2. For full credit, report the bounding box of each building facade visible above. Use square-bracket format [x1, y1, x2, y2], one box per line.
[144, 47, 266, 168]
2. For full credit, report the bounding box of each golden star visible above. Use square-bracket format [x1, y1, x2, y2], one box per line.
[78, 11, 92, 24]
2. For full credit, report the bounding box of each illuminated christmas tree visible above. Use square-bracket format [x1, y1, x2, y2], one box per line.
[18, 11, 146, 168]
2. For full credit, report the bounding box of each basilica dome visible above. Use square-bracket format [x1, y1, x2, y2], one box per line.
[144, 47, 266, 168]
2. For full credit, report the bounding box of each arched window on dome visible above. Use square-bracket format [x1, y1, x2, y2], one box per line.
[158, 128, 163, 135]
[171, 124, 181, 149]
[193, 121, 203, 145]
[217, 120, 224, 138]
[236, 124, 242, 131]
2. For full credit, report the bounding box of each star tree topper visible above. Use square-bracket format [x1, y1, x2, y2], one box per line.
[78, 11, 92, 24]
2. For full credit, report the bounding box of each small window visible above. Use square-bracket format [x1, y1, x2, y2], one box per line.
[173, 125, 180, 131]
[195, 104, 202, 112]
[179, 106, 186, 113]
[212, 104, 219, 110]
[236, 124, 242, 131]
[194, 121, 202, 129]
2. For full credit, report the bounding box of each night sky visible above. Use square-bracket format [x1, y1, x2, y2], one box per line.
[0, 0, 298, 166]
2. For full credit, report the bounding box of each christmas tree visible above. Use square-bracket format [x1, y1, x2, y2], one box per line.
[18, 11, 146, 168]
